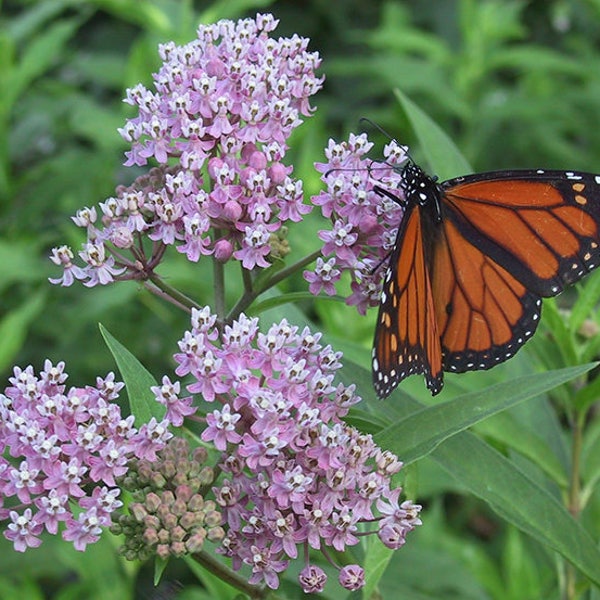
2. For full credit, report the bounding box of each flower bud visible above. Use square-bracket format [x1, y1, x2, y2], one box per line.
[163, 513, 178, 530]
[222, 200, 242, 222]
[204, 509, 223, 527]
[188, 494, 205, 512]
[145, 492, 162, 513]
[130, 503, 148, 522]
[172, 498, 187, 517]
[206, 526, 225, 542]
[268, 161, 289, 185]
[170, 541, 186, 557]
[157, 528, 170, 544]
[180, 511, 199, 530]
[161, 459, 177, 479]
[186, 531, 207, 553]
[248, 151, 267, 171]
[198, 466, 214, 486]
[192, 447, 208, 464]
[144, 515, 161, 531]
[170, 525, 186, 542]
[175, 484, 193, 503]
[143, 527, 159, 546]
[111, 226, 135, 248]
[151, 472, 167, 489]
[213, 238, 234, 262]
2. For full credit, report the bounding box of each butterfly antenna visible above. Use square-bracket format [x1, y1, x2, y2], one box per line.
[359, 117, 415, 166]
[359, 117, 396, 141]
[325, 159, 383, 179]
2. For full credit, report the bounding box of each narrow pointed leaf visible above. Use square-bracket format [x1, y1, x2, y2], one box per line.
[433, 431, 600, 587]
[393, 87, 472, 179]
[374, 364, 593, 464]
[99, 324, 164, 424]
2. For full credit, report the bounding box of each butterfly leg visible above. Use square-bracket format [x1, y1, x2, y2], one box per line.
[373, 185, 406, 207]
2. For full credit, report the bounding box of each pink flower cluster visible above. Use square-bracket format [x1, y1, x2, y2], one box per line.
[172, 307, 421, 592]
[0, 361, 172, 552]
[305, 133, 408, 313]
[49, 13, 322, 287]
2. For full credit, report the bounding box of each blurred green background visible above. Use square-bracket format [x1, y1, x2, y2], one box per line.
[3, 0, 600, 598]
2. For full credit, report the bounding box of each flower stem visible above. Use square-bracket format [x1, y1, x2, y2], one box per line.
[190, 549, 268, 599]
[146, 273, 200, 312]
[564, 410, 585, 600]
[212, 228, 227, 320]
[213, 257, 226, 321]
[255, 249, 322, 294]
[226, 249, 322, 322]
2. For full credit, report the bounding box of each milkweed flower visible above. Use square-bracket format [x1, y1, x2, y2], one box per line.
[49, 13, 322, 288]
[305, 133, 408, 313]
[0, 361, 172, 551]
[169, 306, 421, 592]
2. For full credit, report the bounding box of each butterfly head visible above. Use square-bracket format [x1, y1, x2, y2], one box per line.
[400, 162, 442, 220]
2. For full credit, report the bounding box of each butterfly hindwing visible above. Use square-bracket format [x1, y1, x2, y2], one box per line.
[372, 204, 443, 397]
[432, 217, 542, 374]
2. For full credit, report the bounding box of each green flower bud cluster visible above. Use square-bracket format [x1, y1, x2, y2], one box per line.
[111, 437, 224, 560]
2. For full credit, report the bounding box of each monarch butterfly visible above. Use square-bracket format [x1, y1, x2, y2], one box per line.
[372, 162, 600, 398]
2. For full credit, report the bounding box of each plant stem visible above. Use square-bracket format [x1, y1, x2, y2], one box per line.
[190, 549, 268, 599]
[147, 273, 200, 312]
[255, 249, 322, 294]
[226, 249, 322, 322]
[213, 255, 226, 321]
[564, 410, 585, 600]
[226, 286, 257, 323]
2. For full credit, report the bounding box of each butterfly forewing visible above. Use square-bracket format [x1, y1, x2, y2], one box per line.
[442, 170, 600, 296]
[372, 205, 443, 398]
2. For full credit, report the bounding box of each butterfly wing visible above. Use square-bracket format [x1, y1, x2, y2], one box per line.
[372, 204, 444, 398]
[441, 170, 600, 295]
[432, 216, 542, 375]
[435, 169, 600, 374]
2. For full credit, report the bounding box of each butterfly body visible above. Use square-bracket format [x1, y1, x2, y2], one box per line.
[372, 163, 600, 398]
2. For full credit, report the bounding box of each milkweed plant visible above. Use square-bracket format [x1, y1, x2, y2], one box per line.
[2, 13, 422, 596]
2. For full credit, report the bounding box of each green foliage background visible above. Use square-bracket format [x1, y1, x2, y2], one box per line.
[3, 0, 600, 598]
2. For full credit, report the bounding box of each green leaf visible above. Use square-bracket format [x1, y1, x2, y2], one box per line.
[536, 299, 577, 368]
[99, 324, 164, 424]
[8, 19, 81, 108]
[200, 0, 276, 23]
[574, 370, 600, 413]
[433, 431, 600, 588]
[67, 94, 126, 151]
[153, 556, 169, 587]
[393, 87, 472, 179]
[0, 577, 44, 600]
[374, 364, 594, 464]
[362, 367, 600, 584]
[0, 240, 47, 294]
[251, 257, 285, 293]
[184, 556, 241, 600]
[474, 411, 569, 488]
[571, 269, 600, 333]
[362, 535, 394, 600]
[502, 527, 544, 600]
[0, 290, 46, 371]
